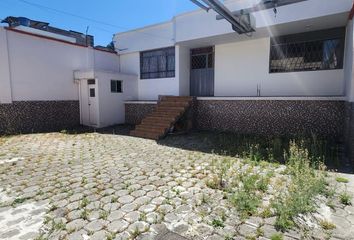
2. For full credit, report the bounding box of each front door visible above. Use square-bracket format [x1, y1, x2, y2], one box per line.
[79, 79, 98, 127]
[190, 47, 214, 96]
[87, 80, 97, 126]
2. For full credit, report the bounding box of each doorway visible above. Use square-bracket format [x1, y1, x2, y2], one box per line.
[190, 47, 214, 96]
[80, 79, 98, 127]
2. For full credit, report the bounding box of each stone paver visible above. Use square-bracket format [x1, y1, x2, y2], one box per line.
[0, 131, 353, 240]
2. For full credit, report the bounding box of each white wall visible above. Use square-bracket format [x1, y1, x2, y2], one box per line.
[119, 48, 180, 100]
[0, 27, 120, 102]
[97, 72, 138, 127]
[94, 50, 120, 72]
[114, 0, 352, 53]
[215, 37, 345, 96]
[114, 21, 175, 54]
[177, 45, 190, 96]
[345, 20, 354, 102]
[0, 28, 12, 103]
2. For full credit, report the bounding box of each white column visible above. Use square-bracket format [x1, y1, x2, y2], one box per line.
[345, 20, 354, 102]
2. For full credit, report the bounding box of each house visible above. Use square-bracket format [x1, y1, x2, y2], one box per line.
[113, 0, 354, 145]
[1, 0, 354, 157]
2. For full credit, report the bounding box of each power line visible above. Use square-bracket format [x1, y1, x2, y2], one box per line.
[13, 0, 173, 41]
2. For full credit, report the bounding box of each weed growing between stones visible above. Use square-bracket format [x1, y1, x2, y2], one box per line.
[204, 140, 334, 233]
[335, 177, 349, 183]
[272, 143, 327, 231]
[339, 191, 352, 206]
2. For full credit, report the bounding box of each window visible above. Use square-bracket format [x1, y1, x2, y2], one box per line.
[111, 80, 122, 93]
[89, 88, 95, 97]
[140, 47, 175, 79]
[269, 28, 345, 73]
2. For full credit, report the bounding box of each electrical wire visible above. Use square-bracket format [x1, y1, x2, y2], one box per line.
[11, 0, 173, 41]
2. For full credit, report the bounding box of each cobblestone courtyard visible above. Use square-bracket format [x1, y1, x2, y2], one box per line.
[0, 131, 354, 240]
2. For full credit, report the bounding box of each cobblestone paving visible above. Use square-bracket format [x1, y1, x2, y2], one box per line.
[0, 132, 353, 240]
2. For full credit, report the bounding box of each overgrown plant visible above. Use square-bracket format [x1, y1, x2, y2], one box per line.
[272, 142, 327, 231]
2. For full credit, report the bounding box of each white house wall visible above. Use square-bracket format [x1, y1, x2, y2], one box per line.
[115, 22, 174, 54]
[94, 50, 120, 72]
[0, 28, 12, 103]
[119, 49, 180, 101]
[177, 45, 190, 96]
[345, 20, 354, 102]
[215, 37, 345, 97]
[97, 72, 138, 127]
[0, 28, 120, 102]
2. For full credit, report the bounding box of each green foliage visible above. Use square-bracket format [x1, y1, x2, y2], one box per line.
[270, 233, 283, 240]
[229, 189, 261, 218]
[200, 132, 339, 166]
[11, 197, 28, 207]
[273, 143, 327, 231]
[211, 218, 225, 228]
[336, 177, 349, 184]
[339, 192, 352, 205]
[80, 197, 89, 208]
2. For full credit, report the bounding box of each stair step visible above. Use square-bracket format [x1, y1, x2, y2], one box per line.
[161, 96, 193, 102]
[135, 125, 168, 133]
[131, 130, 161, 140]
[130, 96, 193, 140]
[156, 106, 186, 112]
[159, 102, 189, 107]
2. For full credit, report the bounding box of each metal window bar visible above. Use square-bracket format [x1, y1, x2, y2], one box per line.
[140, 47, 175, 79]
[269, 38, 344, 73]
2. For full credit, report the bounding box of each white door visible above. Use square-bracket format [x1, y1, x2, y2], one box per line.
[80, 79, 98, 127]
[88, 84, 98, 126]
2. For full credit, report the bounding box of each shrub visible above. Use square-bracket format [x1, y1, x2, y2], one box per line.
[339, 192, 352, 205]
[273, 142, 327, 231]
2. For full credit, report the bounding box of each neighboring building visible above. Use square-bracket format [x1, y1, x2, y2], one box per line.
[0, 19, 137, 133]
[2, 16, 95, 47]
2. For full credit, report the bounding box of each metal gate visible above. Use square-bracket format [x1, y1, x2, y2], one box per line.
[190, 47, 214, 96]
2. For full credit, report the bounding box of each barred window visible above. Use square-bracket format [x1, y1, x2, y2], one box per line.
[140, 47, 175, 79]
[269, 28, 345, 73]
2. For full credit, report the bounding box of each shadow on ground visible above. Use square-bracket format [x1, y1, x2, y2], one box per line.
[158, 130, 354, 174]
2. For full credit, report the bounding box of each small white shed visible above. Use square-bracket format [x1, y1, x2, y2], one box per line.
[74, 69, 138, 128]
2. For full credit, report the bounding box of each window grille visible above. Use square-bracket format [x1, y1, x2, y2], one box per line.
[140, 47, 175, 79]
[269, 28, 345, 73]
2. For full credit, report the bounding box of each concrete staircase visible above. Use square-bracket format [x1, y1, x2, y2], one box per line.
[130, 96, 193, 140]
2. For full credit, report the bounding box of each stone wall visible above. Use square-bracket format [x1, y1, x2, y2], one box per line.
[194, 100, 346, 138]
[0, 101, 80, 134]
[125, 103, 156, 125]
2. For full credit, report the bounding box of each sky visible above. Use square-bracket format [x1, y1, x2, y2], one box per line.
[0, 0, 198, 46]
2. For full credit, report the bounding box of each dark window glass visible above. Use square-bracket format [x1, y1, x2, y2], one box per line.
[87, 79, 95, 85]
[140, 47, 175, 79]
[89, 88, 95, 97]
[111, 80, 122, 93]
[269, 28, 345, 73]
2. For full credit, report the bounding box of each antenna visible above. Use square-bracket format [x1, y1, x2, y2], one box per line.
[85, 26, 89, 46]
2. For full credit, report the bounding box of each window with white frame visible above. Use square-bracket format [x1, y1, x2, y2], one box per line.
[111, 80, 122, 93]
[269, 27, 345, 73]
[140, 47, 175, 79]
